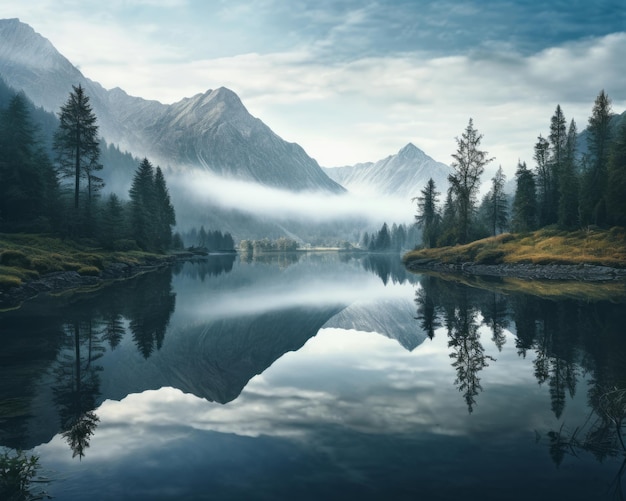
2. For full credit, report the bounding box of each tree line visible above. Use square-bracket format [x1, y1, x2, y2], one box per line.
[360, 222, 417, 252]
[0, 83, 177, 252]
[415, 90, 626, 248]
[181, 226, 235, 251]
[239, 237, 299, 254]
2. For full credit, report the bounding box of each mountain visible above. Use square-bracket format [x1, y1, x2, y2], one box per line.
[0, 18, 344, 193]
[324, 143, 451, 198]
[323, 297, 427, 351]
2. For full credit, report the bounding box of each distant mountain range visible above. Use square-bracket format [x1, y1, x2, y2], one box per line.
[0, 17, 461, 242]
[0, 18, 343, 193]
[324, 143, 451, 199]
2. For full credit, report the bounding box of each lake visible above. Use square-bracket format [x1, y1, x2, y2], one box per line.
[1, 252, 626, 500]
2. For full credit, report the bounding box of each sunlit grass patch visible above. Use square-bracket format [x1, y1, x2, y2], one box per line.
[404, 227, 626, 269]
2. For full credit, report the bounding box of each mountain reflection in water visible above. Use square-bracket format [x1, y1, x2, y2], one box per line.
[1, 253, 625, 500]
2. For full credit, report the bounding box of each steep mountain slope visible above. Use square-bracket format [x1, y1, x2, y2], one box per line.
[0, 18, 343, 193]
[324, 143, 451, 198]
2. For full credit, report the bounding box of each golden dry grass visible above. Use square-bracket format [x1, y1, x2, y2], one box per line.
[403, 227, 626, 268]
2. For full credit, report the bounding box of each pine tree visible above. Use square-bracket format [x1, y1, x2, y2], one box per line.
[373, 223, 391, 251]
[438, 188, 458, 246]
[0, 93, 53, 229]
[580, 90, 612, 226]
[153, 167, 176, 250]
[99, 193, 126, 249]
[512, 161, 537, 232]
[487, 166, 508, 235]
[606, 121, 626, 227]
[558, 119, 580, 229]
[548, 105, 567, 224]
[534, 135, 552, 226]
[413, 178, 440, 248]
[448, 118, 493, 243]
[54, 84, 102, 213]
[392, 224, 407, 251]
[129, 158, 156, 250]
[198, 226, 208, 248]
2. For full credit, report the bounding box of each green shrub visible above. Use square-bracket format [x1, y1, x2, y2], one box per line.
[0, 250, 30, 268]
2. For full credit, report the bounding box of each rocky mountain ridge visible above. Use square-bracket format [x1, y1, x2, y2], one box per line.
[0, 18, 343, 193]
[324, 142, 451, 199]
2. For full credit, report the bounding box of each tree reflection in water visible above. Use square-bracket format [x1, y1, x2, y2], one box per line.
[545, 386, 626, 499]
[49, 268, 177, 458]
[414, 272, 626, 495]
[52, 319, 103, 459]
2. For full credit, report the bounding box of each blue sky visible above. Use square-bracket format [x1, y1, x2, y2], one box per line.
[2, 0, 625, 173]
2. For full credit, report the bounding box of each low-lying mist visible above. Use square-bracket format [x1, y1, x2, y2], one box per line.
[168, 170, 414, 227]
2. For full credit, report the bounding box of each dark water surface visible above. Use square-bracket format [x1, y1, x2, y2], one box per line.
[1, 253, 626, 500]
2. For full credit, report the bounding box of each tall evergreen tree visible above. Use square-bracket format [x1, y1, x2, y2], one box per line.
[534, 135, 553, 226]
[153, 167, 176, 250]
[486, 166, 509, 235]
[512, 161, 537, 232]
[448, 118, 493, 244]
[606, 121, 626, 227]
[129, 158, 156, 250]
[438, 187, 458, 246]
[413, 178, 440, 248]
[580, 90, 612, 226]
[370, 223, 392, 251]
[558, 119, 580, 229]
[99, 193, 126, 249]
[54, 84, 102, 213]
[548, 105, 567, 224]
[0, 93, 52, 228]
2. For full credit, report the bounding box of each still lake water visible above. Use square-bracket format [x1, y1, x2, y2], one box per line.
[1, 252, 626, 500]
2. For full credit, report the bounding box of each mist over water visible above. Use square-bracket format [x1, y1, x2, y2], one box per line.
[168, 169, 414, 225]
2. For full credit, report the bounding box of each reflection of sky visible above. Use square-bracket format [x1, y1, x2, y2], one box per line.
[35, 322, 611, 500]
[21, 256, 622, 500]
[53, 327, 588, 444]
[171, 256, 412, 322]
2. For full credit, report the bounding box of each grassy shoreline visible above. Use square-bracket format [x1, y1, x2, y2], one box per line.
[0, 233, 175, 291]
[403, 227, 626, 269]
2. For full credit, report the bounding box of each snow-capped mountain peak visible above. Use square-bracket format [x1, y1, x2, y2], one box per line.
[324, 143, 451, 198]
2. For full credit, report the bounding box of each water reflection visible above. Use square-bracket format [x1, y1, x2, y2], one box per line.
[412, 275, 626, 417]
[545, 386, 626, 499]
[1, 254, 626, 499]
[52, 320, 103, 459]
[0, 267, 176, 456]
[413, 271, 626, 495]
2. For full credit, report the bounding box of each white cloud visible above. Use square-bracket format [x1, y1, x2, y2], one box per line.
[2, 3, 624, 173]
[80, 32, 624, 171]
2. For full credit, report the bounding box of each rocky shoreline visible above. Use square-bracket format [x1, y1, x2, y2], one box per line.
[0, 255, 177, 310]
[404, 258, 626, 282]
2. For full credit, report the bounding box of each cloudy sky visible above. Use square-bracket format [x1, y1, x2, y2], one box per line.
[3, 0, 625, 174]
